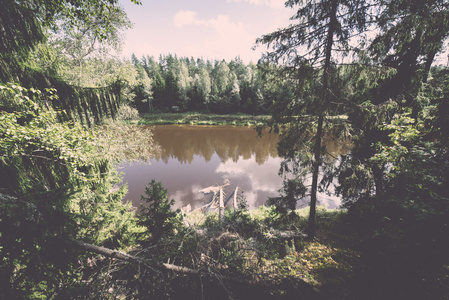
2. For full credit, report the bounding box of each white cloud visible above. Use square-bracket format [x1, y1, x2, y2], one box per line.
[214, 155, 285, 209]
[173, 10, 199, 28]
[172, 10, 258, 61]
[173, 10, 243, 32]
[215, 156, 343, 209]
[216, 155, 283, 192]
[226, 0, 286, 9]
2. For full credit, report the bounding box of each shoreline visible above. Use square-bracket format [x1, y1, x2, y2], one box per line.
[130, 112, 271, 126]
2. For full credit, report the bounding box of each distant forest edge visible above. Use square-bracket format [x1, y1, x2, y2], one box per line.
[8, 53, 302, 121]
[18, 49, 299, 117]
[129, 54, 280, 115]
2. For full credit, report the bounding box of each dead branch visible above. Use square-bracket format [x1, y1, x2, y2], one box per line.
[74, 240, 245, 284]
[73, 239, 314, 293]
[264, 229, 307, 240]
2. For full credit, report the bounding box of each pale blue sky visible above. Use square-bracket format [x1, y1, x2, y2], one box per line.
[119, 0, 294, 63]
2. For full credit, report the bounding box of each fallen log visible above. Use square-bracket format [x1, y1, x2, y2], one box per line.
[73, 239, 314, 292]
[74, 240, 149, 266]
[199, 179, 230, 194]
[74, 240, 242, 283]
[264, 229, 307, 240]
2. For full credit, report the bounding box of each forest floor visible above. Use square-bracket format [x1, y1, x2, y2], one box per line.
[181, 207, 449, 299]
[135, 111, 271, 126]
[179, 207, 359, 299]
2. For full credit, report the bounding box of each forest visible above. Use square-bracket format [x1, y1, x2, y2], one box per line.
[1, 0, 449, 299]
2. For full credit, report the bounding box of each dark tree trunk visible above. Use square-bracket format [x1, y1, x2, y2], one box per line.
[307, 0, 337, 239]
[423, 50, 437, 84]
[373, 165, 384, 200]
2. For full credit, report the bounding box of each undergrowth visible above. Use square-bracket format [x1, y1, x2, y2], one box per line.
[181, 205, 359, 298]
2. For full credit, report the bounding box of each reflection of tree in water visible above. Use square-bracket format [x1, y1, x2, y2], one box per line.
[151, 125, 279, 164]
[322, 133, 351, 161]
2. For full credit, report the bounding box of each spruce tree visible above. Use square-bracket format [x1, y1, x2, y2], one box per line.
[257, 0, 372, 238]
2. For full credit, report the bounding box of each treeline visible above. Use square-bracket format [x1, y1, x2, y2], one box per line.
[130, 54, 277, 114]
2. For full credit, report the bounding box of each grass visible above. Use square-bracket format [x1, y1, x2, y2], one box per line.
[134, 111, 271, 126]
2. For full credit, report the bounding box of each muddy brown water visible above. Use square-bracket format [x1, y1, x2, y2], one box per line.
[119, 125, 344, 211]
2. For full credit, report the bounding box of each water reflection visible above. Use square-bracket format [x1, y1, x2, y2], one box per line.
[152, 125, 278, 165]
[120, 125, 346, 210]
[120, 125, 282, 210]
[216, 155, 285, 209]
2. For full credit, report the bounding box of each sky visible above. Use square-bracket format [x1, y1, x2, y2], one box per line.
[118, 0, 449, 65]
[118, 0, 294, 63]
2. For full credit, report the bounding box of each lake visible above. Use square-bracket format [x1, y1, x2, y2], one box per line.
[119, 125, 344, 211]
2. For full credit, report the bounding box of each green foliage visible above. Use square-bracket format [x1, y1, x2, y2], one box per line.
[1, 69, 124, 127]
[255, 0, 375, 238]
[0, 83, 92, 193]
[369, 0, 449, 102]
[0, 1, 44, 81]
[137, 180, 181, 247]
[2, 1, 141, 128]
[341, 64, 449, 298]
[0, 0, 138, 82]
[337, 99, 399, 204]
[95, 180, 195, 299]
[426, 66, 449, 144]
[132, 55, 278, 114]
[2, 0, 449, 297]
[115, 104, 140, 121]
[0, 1, 154, 298]
[0, 84, 142, 298]
[267, 178, 307, 212]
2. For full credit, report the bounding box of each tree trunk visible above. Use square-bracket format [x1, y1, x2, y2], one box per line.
[233, 186, 238, 210]
[219, 187, 224, 223]
[307, 0, 337, 240]
[423, 50, 437, 84]
[308, 113, 324, 239]
[373, 165, 384, 200]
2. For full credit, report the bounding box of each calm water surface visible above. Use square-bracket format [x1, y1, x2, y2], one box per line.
[119, 125, 343, 211]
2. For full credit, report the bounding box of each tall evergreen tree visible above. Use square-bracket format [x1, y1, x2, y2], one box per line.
[257, 0, 372, 238]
